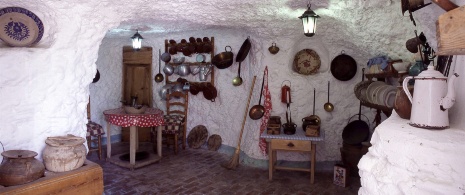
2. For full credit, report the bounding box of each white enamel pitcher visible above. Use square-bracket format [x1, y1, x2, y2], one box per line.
[402, 65, 459, 129]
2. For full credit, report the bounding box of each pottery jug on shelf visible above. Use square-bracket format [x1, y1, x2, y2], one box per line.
[402, 65, 459, 129]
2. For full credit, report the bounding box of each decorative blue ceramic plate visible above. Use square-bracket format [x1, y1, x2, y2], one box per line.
[0, 7, 44, 47]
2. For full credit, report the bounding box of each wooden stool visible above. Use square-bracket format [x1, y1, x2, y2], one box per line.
[86, 121, 105, 160]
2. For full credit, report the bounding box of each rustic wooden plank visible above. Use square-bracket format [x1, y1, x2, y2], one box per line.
[437, 5, 465, 55]
[0, 160, 103, 195]
[431, 0, 458, 11]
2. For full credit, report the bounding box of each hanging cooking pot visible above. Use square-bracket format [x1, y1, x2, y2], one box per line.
[236, 36, 251, 63]
[159, 84, 173, 100]
[331, 51, 357, 81]
[161, 52, 171, 63]
[249, 71, 266, 120]
[189, 82, 201, 95]
[202, 83, 217, 102]
[169, 46, 177, 55]
[163, 64, 175, 76]
[176, 64, 191, 76]
[212, 46, 234, 69]
[342, 68, 370, 145]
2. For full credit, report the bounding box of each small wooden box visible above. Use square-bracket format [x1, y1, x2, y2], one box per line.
[305, 125, 320, 137]
[333, 164, 349, 187]
[267, 124, 281, 135]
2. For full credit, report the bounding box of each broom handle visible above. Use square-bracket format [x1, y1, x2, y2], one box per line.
[236, 76, 257, 149]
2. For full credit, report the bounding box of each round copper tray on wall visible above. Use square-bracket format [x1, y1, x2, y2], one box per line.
[331, 52, 357, 81]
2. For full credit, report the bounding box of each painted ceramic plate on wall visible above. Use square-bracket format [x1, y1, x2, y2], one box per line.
[0, 7, 44, 47]
[293, 49, 321, 75]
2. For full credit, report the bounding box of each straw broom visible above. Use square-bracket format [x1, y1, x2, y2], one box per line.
[222, 76, 257, 170]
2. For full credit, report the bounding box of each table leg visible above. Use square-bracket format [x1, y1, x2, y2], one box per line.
[135, 127, 139, 151]
[130, 126, 136, 169]
[157, 126, 162, 157]
[106, 122, 111, 161]
[311, 143, 316, 184]
[268, 141, 272, 181]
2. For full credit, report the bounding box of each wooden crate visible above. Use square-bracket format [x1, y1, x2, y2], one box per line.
[267, 124, 281, 135]
[305, 125, 320, 137]
[0, 160, 103, 195]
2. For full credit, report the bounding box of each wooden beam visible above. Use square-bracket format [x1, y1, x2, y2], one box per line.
[437, 5, 465, 55]
[431, 0, 458, 11]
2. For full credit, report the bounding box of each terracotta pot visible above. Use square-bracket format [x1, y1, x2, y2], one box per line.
[394, 86, 413, 119]
[0, 150, 45, 186]
[42, 134, 86, 172]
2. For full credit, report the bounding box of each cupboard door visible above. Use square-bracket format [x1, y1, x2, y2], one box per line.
[122, 46, 153, 142]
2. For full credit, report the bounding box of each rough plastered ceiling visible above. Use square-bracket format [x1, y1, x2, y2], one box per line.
[102, 0, 444, 61]
[108, 0, 408, 37]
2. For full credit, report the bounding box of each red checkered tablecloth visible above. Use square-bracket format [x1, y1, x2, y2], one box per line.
[103, 107, 165, 127]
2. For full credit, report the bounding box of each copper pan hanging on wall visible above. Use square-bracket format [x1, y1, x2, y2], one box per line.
[330, 51, 357, 81]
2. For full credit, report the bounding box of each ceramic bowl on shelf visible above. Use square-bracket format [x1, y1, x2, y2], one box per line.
[392, 62, 410, 73]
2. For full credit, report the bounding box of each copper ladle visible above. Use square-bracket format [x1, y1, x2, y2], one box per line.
[324, 81, 334, 112]
[249, 71, 265, 120]
[154, 49, 164, 83]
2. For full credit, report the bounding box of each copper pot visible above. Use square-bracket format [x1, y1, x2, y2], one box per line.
[202, 83, 217, 102]
[189, 82, 201, 95]
[0, 150, 45, 186]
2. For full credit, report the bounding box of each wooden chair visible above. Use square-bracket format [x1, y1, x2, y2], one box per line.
[86, 100, 105, 160]
[154, 91, 188, 154]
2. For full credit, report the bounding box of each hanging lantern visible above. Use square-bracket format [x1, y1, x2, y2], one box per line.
[298, 3, 320, 37]
[131, 30, 143, 50]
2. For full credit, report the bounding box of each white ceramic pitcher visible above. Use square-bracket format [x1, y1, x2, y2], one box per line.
[402, 65, 459, 129]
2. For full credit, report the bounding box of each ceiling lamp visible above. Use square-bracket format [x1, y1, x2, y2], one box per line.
[299, 3, 320, 37]
[131, 30, 143, 50]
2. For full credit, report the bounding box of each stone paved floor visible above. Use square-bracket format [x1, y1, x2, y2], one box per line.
[87, 142, 360, 195]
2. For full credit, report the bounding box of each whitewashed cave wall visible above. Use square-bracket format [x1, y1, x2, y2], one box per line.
[91, 0, 417, 162]
[0, 0, 431, 164]
[0, 1, 121, 159]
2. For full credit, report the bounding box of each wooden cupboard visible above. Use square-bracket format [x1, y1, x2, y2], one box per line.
[121, 46, 153, 142]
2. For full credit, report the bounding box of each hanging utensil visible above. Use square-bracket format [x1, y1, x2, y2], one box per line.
[249, 71, 266, 120]
[324, 81, 334, 112]
[155, 49, 164, 83]
[232, 62, 243, 86]
[232, 37, 251, 86]
[302, 88, 321, 132]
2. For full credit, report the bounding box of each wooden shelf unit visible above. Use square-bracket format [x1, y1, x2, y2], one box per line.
[164, 37, 215, 87]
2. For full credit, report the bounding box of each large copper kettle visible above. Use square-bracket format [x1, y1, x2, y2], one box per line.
[402, 65, 459, 129]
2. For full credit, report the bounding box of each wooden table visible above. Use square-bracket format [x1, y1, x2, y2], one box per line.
[260, 128, 324, 184]
[103, 107, 164, 170]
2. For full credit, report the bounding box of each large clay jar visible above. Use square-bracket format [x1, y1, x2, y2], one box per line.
[0, 150, 45, 186]
[394, 86, 414, 119]
[42, 134, 86, 172]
